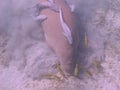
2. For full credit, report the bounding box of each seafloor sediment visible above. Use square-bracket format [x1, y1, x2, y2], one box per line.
[0, 0, 120, 90]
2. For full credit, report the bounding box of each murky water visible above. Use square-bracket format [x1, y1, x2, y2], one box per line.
[0, 0, 120, 90]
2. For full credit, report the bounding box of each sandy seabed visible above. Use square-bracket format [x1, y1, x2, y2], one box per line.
[0, 0, 120, 90]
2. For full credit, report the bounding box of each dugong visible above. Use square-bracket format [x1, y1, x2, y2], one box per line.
[36, 0, 79, 76]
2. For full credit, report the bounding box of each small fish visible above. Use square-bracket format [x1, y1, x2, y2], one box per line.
[42, 74, 60, 81]
[57, 64, 66, 78]
[86, 69, 93, 77]
[84, 32, 88, 47]
[79, 63, 93, 77]
[74, 64, 79, 77]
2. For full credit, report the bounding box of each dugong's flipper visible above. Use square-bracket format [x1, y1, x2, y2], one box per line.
[33, 14, 47, 23]
[31, 1, 59, 23]
[32, 1, 59, 15]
